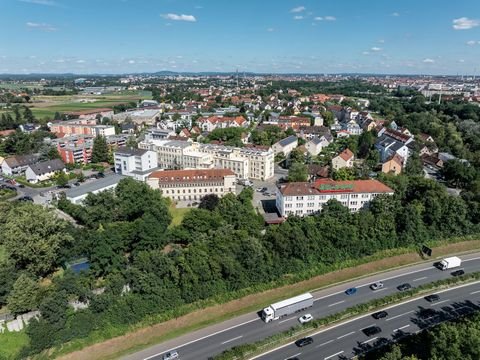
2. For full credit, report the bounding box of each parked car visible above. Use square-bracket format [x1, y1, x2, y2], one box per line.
[424, 294, 440, 302]
[17, 184, 25, 188]
[372, 311, 388, 319]
[298, 314, 313, 324]
[17, 196, 33, 202]
[162, 350, 179, 360]
[295, 337, 314, 347]
[256, 187, 263, 192]
[363, 326, 382, 336]
[397, 283, 412, 291]
[345, 287, 357, 295]
[370, 281, 384, 291]
[451, 269, 465, 277]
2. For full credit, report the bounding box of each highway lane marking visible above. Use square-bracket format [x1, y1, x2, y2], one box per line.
[324, 350, 344, 360]
[279, 317, 295, 324]
[250, 280, 480, 360]
[394, 324, 410, 332]
[316, 339, 334, 348]
[328, 300, 345, 307]
[470, 290, 480, 295]
[431, 299, 451, 306]
[372, 287, 388, 292]
[221, 335, 243, 345]
[337, 331, 355, 339]
[143, 317, 259, 360]
[385, 310, 414, 321]
[361, 336, 378, 345]
[284, 353, 301, 360]
[413, 276, 428, 282]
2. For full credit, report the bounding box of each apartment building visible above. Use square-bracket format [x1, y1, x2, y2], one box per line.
[114, 147, 158, 181]
[276, 179, 394, 217]
[50, 119, 115, 137]
[139, 138, 274, 180]
[147, 168, 236, 202]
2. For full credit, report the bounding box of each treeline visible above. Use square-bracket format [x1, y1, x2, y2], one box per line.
[368, 312, 480, 360]
[0, 130, 56, 155]
[0, 105, 37, 130]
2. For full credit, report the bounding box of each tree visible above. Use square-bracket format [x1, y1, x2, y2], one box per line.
[23, 106, 35, 123]
[404, 151, 424, 176]
[332, 167, 355, 180]
[39, 291, 69, 327]
[39, 144, 61, 161]
[77, 171, 86, 182]
[91, 135, 109, 163]
[56, 171, 69, 187]
[288, 162, 308, 182]
[7, 274, 40, 315]
[198, 194, 220, 211]
[1, 204, 73, 276]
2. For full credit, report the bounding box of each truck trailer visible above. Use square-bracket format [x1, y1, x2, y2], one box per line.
[437, 256, 462, 270]
[261, 293, 314, 323]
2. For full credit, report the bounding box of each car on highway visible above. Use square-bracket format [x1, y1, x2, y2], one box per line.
[162, 350, 179, 360]
[363, 326, 382, 336]
[397, 283, 412, 291]
[286, 357, 300, 360]
[370, 281, 384, 290]
[451, 269, 465, 277]
[298, 313, 313, 324]
[345, 287, 357, 295]
[424, 294, 440, 302]
[372, 311, 388, 319]
[295, 337, 314, 347]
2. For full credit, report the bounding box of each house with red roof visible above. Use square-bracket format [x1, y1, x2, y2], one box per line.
[332, 148, 354, 170]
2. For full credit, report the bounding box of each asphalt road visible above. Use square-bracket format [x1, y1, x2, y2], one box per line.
[255, 280, 480, 360]
[123, 253, 480, 360]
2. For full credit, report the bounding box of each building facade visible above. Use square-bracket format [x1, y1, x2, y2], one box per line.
[147, 169, 236, 202]
[276, 179, 394, 217]
[50, 119, 115, 137]
[114, 147, 158, 181]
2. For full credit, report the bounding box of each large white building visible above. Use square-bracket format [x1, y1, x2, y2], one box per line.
[147, 168, 236, 202]
[276, 179, 394, 217]
[114, 147, 158, 181]
[139, 139, 274, 180]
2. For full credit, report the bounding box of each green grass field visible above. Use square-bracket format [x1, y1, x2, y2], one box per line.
[0, 329, 29, 359]
[169, 206, 191, 228]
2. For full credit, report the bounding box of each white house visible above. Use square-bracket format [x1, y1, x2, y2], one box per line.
[1, 154, 40, 176]
[114, 147, 159, 181]
[25, 159, 66, 184]
[305, 137, 323, 156]
[272, 135, 298, 156]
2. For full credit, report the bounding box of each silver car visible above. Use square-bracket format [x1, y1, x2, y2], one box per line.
[370, 281, 384, 290]
[162, 350, 179, 360]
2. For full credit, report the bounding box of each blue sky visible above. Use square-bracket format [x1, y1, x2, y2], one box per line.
[0, 0, 479, 74]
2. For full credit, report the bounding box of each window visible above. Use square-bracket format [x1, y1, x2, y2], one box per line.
[307, 202, 315, 207]
[296, 196, 304, 201]
[341, 194, 348, 199]
[319, 195, 327, 200]
[307, 195, 315, 200]
[350, 201, 357, 205]
[297, 203, 304, 208]
[285, 203, 292, 208]
[351, 194, 358, 199]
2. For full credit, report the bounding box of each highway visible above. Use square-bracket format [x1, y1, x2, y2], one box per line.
[255, 281, 480, 360]
[122, 253, 480, 360]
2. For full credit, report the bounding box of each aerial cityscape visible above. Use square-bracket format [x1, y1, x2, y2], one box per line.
[1, 1, 480, 360]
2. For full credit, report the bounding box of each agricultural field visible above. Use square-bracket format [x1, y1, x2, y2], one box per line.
[0, 90, 152, 120]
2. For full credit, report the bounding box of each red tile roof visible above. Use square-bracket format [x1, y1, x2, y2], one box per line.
[338, 148, 354, 161]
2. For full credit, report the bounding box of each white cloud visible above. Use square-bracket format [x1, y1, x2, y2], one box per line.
[128, 60, 135, 64]
[161, 13, 196, 22]
[290, 6, 306, 13]
[378, 39, 385, 43]
[371, 47, 382, 52]
[453, 17, 479, 30]
[54, 59, 65, 63]
[459, 59, 465, 63]
[76, 59, 85, 63]
[19, 0, 57, 6]
[362, 51, 370, 55]
[293, 15, 304, 20]
[267, 27, 274, 32]
[423, 58, 435, 63]
[391, 12, 400, 17]
[324, 16, 336, 21]
[26, 22, 57, 31]
[314, 16, 323, 21]
[466, 40, 478, 46]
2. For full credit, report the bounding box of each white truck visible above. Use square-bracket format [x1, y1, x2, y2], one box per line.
[261, 293, 314, 323]
[437, 256, 462, 270]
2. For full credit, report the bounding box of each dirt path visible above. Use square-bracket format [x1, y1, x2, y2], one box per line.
[57, 239, 480, 360]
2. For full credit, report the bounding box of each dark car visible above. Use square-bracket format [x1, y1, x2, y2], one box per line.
[397, 283, 412, 291]
[372, 311, 388, 319]
[18, 184, 25, 188]
[17, 196, 33, 202]
[451, 269, 465, 277]
[286, 358, 300, 360]
[295, 337, 314, 347]
[97, 172, 105, 178]
[345, 287, 357, 295]
[424, 294, 440, 302]
[363, 326, 382, 336]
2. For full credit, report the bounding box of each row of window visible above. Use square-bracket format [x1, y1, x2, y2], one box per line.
[162, 187, 233, 195]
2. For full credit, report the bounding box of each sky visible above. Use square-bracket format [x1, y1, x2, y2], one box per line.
[0, 0, 479, 75]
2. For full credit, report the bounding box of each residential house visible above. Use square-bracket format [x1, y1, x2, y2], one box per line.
[272, 135, 298, 156]
[305, 137, 324, 156]
[381, 154, 404, 175]
[375, 128, 414, 162]
[1, 154, 40, 176]
[332, 148, 354, 170]
[114, 147, 159, 181]
[25, 159, 66, 184]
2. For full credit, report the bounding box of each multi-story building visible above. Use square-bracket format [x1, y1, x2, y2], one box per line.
[49, 119, 115, 137]
[272, 135, 298, 156]
[139, 139, 274, 180]
[147, 168, 236, 202]
[276, 179, 394, 217]
[114, 147, 158, 181]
